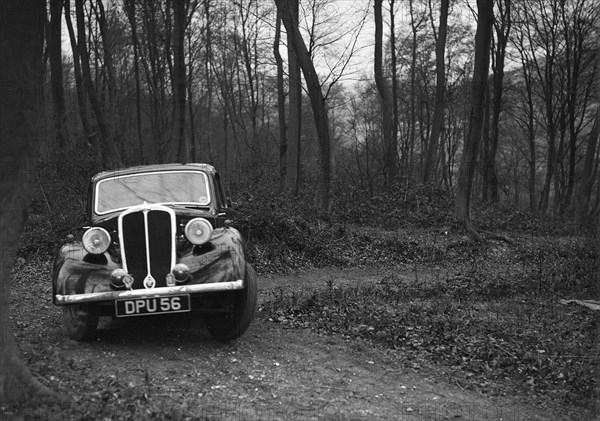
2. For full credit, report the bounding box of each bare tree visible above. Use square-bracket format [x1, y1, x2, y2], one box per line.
[65, 0, 93, 144]
[123, 0, 145, 163]
[374, 0, 396, 188]
[423, 0, 449, 184]
[48, 0, 69, 148]
[286, 0, 302, 196]
[520, 1, 561, 213]
[482, 0, 511, 202]
[575, 112, 599, 228]
[275, 0, 332, 211]
[455, 0, 494, 238]
[558, 0, 597, 212]
[1, 0, 57, 402]
[507, 43, 539, 211]
[75, 0, 122, 169]
[406, 0, 427, 174]
[172, 0, 188, 161]
[274, 8, 288, 190]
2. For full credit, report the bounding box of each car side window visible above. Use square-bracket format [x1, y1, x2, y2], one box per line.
[214, 173, 227, 209]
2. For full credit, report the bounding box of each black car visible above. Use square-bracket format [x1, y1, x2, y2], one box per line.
[52, 163, 257, 341]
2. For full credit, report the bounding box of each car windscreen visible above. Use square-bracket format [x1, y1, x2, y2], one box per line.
[95, 171, 211, 215]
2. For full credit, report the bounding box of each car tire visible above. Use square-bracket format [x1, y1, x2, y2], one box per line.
[205, 263, 257, 341]
[63, 303, 99, 341]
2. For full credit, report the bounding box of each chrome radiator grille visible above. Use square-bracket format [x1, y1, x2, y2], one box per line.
[118, 205, 176, 289]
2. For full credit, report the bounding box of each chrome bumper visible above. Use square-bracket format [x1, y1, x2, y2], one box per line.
[54, 280, 244, 305]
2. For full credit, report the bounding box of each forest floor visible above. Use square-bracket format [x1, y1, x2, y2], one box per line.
[3, 252, 598, 420]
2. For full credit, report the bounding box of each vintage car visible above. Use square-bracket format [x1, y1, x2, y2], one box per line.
[52, 163, 257, 341]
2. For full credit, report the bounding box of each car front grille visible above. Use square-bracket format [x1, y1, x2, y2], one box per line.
[118, 206, 176, 289]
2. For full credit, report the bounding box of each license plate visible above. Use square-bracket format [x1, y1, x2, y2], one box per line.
[115, 295, 191, 317]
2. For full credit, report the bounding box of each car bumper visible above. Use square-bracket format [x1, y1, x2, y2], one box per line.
[54, 279, 244, 305]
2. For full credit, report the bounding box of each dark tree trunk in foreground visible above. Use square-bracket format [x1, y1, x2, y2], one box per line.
[0, 0, 57, 403]
[276, 0, 332, 211]
[455, 0, 494, 238]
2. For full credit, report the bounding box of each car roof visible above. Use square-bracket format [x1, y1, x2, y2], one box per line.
[90, 163, 217, 183]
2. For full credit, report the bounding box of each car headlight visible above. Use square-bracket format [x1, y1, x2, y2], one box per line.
[184, 218, 212, 245]
[82, 227, 111, 254]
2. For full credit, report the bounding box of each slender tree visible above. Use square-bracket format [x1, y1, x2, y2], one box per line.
[389, 0, 399, 186]
[374, 0, 395, 188]
[575, 115, 599, 227]
[423, 0, 449, 184]
[48, 0, 69, 148]
[483, 0, 511, 202]
[123, 0, 145, 163]
[286, 0, 302, 196]
[275, 0, 332, 211]
[455, 0, 494, 238]
[0, 0, 57, 402]
[172, 0, 188, 162]
[75, 0, 122, 169]
[274, 8, 288, 190]
[65, 0, 93, 144]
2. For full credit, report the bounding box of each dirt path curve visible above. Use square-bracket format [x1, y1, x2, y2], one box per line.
[9, 265, 586, 420]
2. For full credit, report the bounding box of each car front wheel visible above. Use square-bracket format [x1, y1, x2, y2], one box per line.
[63, 303, 99, 341]
[204, 264, 257, 341]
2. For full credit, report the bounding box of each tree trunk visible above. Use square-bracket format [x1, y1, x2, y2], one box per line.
[124, 0, 145, 164]
[407, 0, 420, 177]
[95, 0, 118, 156]
[0, 0, 58, 403]
[481, 86, 491, 201]
[203, 0, 213, 162]
[75, 0, 122, 169]
[423, 0, 449, 184]
[173, 0, 188, 162]
[486, 0, 511, 203]
[575, 112, 599, 228]
[286, 0, 301, 196]
[276, 0, 331, 211]
[274, 10, 288, 191]
[539, 131, 556, 213]
[389, 0, 399, 186]
[187, 31, 197, 162]
[65, 0, 92, 144]
[48, 0, 69, 148]
[455, 0, 493, 238]
[374, 0, 395, 189]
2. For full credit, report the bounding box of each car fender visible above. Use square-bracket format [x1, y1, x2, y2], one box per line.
[52, 242, 121, 303]
[179, 227, 247, 286]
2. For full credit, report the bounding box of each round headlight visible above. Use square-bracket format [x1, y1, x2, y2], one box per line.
[82, 227, 111, 254]
[184, 218, 212, 245]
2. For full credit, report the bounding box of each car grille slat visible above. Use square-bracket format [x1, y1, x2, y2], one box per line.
[147, 210, 173, 286]
[119, 206, 175, 289]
